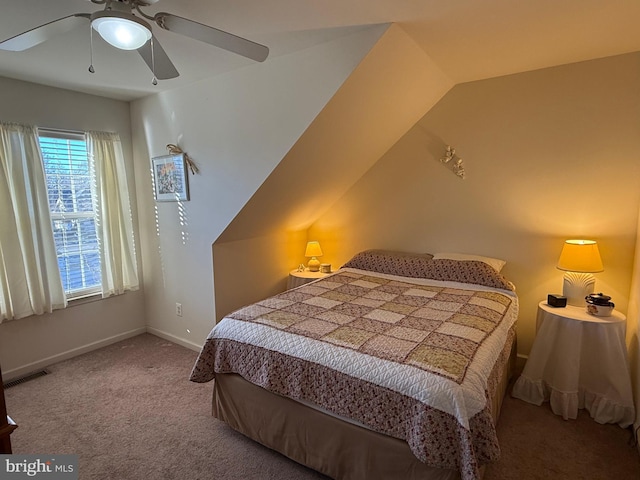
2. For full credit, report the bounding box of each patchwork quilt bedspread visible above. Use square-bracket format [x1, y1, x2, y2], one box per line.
[191, 267, 518, 480]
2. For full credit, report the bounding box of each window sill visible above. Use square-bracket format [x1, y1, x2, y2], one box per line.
[67, 293, 103, 307]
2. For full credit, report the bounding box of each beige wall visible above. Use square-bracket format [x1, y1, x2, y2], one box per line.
[310, 52, 640, 357]
[213, 230, 307, 320]
[130, 26, 387, 348]
[631, 207, 640, 449]
[213, 25, 454, 319]
[0, 77, 146, 379]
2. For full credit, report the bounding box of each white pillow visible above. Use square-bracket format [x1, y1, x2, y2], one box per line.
[432, 252, 506, 272]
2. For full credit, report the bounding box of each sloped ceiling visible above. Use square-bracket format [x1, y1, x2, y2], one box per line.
[217, 24, 453, 244]
[1, 0, 639, 100]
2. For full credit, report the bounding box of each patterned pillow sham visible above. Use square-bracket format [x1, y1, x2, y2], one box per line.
[343, 250, 514, 292]
[432, 252, 506, 272]
[342, 249, 434, 277]
[425, 259, 515, 291]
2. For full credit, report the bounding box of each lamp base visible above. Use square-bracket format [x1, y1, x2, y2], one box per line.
[307, 257, 320, 272]
[562, 272, 595, 306]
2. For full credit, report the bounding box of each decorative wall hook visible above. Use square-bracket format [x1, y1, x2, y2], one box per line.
[441, 145, 455, 164]
[166, 144, 199, 175]
[440, 145, 465, 179]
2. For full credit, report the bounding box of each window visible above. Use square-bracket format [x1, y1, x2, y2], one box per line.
[39, 131, 101, 299]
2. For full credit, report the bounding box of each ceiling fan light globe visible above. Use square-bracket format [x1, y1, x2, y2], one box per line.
[91, 12, 151, 50]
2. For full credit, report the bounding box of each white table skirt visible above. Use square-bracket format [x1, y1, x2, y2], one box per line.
[512, 303, 634, 428]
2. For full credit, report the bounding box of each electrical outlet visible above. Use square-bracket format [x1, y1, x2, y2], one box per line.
[176, 303, 183, 317]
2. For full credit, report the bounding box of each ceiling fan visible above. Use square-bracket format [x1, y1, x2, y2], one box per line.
[0, 0, 269, 81]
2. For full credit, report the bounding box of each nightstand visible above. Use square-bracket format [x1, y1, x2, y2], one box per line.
[287, 269, 330, 290]
[512, 301, 635, 427]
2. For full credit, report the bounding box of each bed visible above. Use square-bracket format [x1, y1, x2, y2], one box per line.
[190, 250, 519, 480]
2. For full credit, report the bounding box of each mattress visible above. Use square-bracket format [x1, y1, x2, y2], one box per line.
[191, 257, 518, 480]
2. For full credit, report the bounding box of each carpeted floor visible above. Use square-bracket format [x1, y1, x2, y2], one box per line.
[4, 333, 640, 479]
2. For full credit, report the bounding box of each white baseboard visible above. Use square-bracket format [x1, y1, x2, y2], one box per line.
[2, 327, 147, 382]
[146, 326, 202, 353]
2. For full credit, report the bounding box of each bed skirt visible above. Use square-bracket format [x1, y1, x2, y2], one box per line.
[211, 329, 517, 480]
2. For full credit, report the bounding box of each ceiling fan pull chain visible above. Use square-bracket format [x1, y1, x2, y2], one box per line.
[88, 21, 95, 73]
[151, 36, 158, 85]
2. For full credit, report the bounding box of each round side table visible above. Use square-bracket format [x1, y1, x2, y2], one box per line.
[512, 301, 634, 427]
[287, 269, 330, 290]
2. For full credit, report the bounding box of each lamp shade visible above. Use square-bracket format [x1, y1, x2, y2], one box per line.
[557, 239, 604, 273]
[92, 11, 152, 50]
[305, 241, 323, 258]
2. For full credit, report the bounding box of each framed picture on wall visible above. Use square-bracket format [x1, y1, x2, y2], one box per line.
[151, 153, 190, 202]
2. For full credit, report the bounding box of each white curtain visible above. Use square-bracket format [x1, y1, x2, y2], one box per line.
[0, 122, 66, 321]
[87, 131, 139, 297]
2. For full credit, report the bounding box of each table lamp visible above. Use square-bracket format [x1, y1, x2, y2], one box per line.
[305, 241, 323, 272]
[556, 239, 604, 306]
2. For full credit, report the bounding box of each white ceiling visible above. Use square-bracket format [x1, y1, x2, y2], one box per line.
[1, 0, 639, 101]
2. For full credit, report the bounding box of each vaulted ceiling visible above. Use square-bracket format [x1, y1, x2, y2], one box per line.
[1, 0, 639, 101]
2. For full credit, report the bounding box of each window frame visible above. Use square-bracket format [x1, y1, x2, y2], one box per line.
[38, 128, 102, 300]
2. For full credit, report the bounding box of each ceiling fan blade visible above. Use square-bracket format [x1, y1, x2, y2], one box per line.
[0, 14, 90, 52]
[153, 12, 269, 62]
[137, 36, 180, 80]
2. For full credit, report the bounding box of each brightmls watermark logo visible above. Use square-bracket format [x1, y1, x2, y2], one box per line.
[0, 455, 78, 479]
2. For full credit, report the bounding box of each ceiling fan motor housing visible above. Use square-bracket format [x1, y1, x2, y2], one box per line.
[92, 0, 159, 8]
